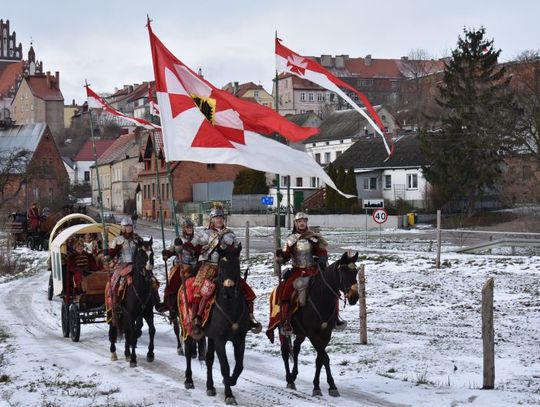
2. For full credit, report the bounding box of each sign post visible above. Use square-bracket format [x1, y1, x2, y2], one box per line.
[372, 208, 388, 248]
[362, 199, 385, 248]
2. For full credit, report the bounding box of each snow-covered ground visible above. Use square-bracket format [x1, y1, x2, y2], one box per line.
[0, 227, 538, 406]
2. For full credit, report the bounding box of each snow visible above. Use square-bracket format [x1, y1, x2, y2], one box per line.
[0, 227, 538, 406]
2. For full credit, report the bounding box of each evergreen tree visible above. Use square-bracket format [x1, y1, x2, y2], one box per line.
[233, 169, 269, 194]
[335, 166, 347, 213]
[325, 164, 337, 212]
[419, 27, 514, 214]
[343, 166, 359, 212]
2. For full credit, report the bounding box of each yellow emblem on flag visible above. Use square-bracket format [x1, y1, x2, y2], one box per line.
[191, 95, 216, 124]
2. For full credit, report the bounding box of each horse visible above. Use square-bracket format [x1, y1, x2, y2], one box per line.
[108, 237, 156, 367]
[183, 244, 248, 405]
[279, 250, 359, 397]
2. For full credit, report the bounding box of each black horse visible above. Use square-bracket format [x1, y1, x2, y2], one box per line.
[279, 250, 359, 397]
[109, 237, 156, 367]
[184, 245, 248, 406]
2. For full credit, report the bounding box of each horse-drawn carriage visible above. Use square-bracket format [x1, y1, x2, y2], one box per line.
[5, 212, 44, 250]
[49, 216, 121, 342]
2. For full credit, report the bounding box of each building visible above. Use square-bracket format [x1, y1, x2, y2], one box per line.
[223, 81, 274, 108]
[10, 71, 64, 142]
[332, 132, 429, 209]
[0, 122, 69, 213]
[73, 139, 115, 185]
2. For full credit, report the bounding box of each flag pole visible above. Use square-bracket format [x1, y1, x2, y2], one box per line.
[274, 30, 282, 277]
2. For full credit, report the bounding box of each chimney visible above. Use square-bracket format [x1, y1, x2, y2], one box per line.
[233, 81, 239, 94]
[321, 55, 333, 68]
[55, 71, 60, 89]
[335, 54, 349, 68]
[46, 71, 51, 88]
[364, 55, 372, 66]
[401, 56, 409, 61]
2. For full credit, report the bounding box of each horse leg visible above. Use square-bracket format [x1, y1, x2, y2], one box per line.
[145, 312, 155, 362]
[109, 324, 118, 361]
[291, 335, 305, 383]
[320, 345, 339, 397]
[279, 334, 295, 389]
[184, 337, 195, 389]
[197, 337, 207, 361]
[173, 317, 184, 355]
[312, 351, 323, 396]
[205, 338, 216, 396]
[229, 336, 245, 386]
[128, 317, 137, 367]
[214, 339, 236, 405]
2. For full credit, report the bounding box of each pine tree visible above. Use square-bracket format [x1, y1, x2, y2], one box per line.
[343, 166, 359, 212]
[325, 164, 337, 212]
[419, 27, 514, 215]
[233, 169, 269, 194]
[335, 166, 347, 213]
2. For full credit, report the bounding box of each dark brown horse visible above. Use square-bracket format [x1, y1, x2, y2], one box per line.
[109, 237, 156, 367]
[279, 250, 359, 397]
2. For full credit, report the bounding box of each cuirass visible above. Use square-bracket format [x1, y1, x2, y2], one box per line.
[291, 238, 315, 268]
[120, 239, 136, 263]
[179, 235, 197, 265]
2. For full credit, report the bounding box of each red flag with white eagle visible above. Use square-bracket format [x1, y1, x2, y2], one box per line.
[147, 22, 354, 198]
[276, 38, 394, 157]
[85, 85, 159, 130]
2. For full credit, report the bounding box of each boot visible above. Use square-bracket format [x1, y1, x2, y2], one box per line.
[247, 301, 262, 333]
[190, 300, 204, 340]
[153, 288, 165, 312]
[280, 302, 292, 336]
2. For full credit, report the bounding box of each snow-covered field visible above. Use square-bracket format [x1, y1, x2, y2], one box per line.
[0, 227, 538, 406]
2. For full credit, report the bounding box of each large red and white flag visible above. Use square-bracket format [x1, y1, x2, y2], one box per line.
[147, 23, 353, 197]
[85, 85, 160, 130]
[276, 38, 394, 156]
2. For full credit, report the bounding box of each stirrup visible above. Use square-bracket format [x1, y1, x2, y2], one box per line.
[335, 319, 347, 331]
[249, 319, 262, 334]
[191, 318, 204, 340]
[280, 321, 293, 336]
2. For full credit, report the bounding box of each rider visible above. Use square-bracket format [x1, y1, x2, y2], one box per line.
[162, 218, 199, 314]
[276, 212, 345, 335]
[27, 202, 41, 233]
[106, 217, 162, 311]
[189, 204, 262, 337]
[67, 238, 98, 294]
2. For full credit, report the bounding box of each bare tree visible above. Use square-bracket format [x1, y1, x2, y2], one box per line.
[0, 149, 32, 212]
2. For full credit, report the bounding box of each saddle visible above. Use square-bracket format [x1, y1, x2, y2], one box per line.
[177, 278, 216, 339]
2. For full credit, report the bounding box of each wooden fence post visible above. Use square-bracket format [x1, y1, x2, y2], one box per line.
[245, 221, 250, 261]
[482, 277, 495, 389]
[436, 209, 442, 269]
[358, 264, 367, 345]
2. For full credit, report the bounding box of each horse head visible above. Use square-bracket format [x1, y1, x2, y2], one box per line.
[336, 250, 359, 305]
[134, 236, 154, 278]
[216, 243, 242, 297]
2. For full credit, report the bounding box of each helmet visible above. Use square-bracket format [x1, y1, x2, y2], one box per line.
[121, 217, 133, 226]
[294, 212, 308, 221]
[209, 206, 225, 219]
[182, 218, 194, 228]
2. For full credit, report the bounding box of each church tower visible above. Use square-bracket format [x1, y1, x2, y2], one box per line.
[0, 19, 23, 61]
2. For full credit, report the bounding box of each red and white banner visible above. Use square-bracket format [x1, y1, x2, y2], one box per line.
[147, 23, 353, 198]
[276, 38, 394, 156]
[85, 85, 160, 130]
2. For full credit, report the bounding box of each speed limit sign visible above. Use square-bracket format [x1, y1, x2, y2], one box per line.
[372, 208, 388, 224]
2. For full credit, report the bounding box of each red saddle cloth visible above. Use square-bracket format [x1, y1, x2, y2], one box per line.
[266, 283, 299, 343]
[177, 277, 215, 339]
[105, 263, 133, 324]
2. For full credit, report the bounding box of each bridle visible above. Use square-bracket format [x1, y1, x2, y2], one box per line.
[213, 255, 246, 331]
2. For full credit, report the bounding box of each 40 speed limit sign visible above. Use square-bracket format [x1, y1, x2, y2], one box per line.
[372, 208, 388, 224]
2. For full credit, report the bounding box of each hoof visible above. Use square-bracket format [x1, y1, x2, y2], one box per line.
[177, 347, 184, 356]
[328, 388, 340, 397]
[312, 389, 322, 397]
[198, 353, 205, 361]
[225, 396, 237, 405]
[110, 352, 118, 361]
[206, 388, 216, 397]
[286, 383, 296, 390]
[185, 381, 194, 390]
[129, 361, 137, 368]
[147, 354, 154, 363]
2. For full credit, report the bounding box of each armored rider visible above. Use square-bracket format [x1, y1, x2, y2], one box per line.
[162, 218, 199, 315]
[189, 204, 262, 338]
[276, 212, 345, 335]
[107, 217, 162, 311]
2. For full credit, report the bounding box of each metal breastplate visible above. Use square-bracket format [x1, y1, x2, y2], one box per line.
[120, 239, 136, 263]
[180, 235, 196, 265]
[291, 238, 315, 268]
[196, 228, 236, 264]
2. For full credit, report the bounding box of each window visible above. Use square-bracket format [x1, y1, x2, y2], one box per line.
[84, 171, 90, 182]
[363, 177, 377, 190]
[407, 173, 418, 189]
[296, 177, 303, 187]
[308, 93, 314, 101]
[324, 152, 331, 163]
[300, 92, 306, 101]
[329, 93, 335, 102]
[310, 177, 317, 187]
[281, 176, 289, 187]
[254, 90, 259, 97]
[384, 174, 392, 189]
[315, 153, 321, 164]
[336, 151, 342, 158]
[206, 164, 216, 169]
[317, 93, 324, 101]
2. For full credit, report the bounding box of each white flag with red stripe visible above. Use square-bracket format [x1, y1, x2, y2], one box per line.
[276, 38, 394, 156]
[147, 23, 353, 198]
[85, 85, 160, 130]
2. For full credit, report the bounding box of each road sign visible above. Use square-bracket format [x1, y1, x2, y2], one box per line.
[362, 199, 384, 209]
[260, 196, 274, 206]
[372, 208, 388, 224]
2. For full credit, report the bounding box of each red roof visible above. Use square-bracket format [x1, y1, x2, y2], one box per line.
[98, 132, 138, 164]
[74, 139, 116, 161]
[26, 75, 63, 101]
[0, 61, 23, 96]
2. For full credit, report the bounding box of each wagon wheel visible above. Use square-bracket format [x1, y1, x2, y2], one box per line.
[69, 303, 81, 342]
[42, 238, 49, 251]
[47, 272, 54, 301]
[61, 301, 70, 337]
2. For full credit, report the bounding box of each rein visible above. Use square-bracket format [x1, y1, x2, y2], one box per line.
[130, 248, 154, 313]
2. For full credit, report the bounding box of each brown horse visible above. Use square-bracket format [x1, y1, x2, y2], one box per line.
[278, 250, 359, 397]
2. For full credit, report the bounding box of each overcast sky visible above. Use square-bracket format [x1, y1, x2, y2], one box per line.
[4, 0, 540, 104]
